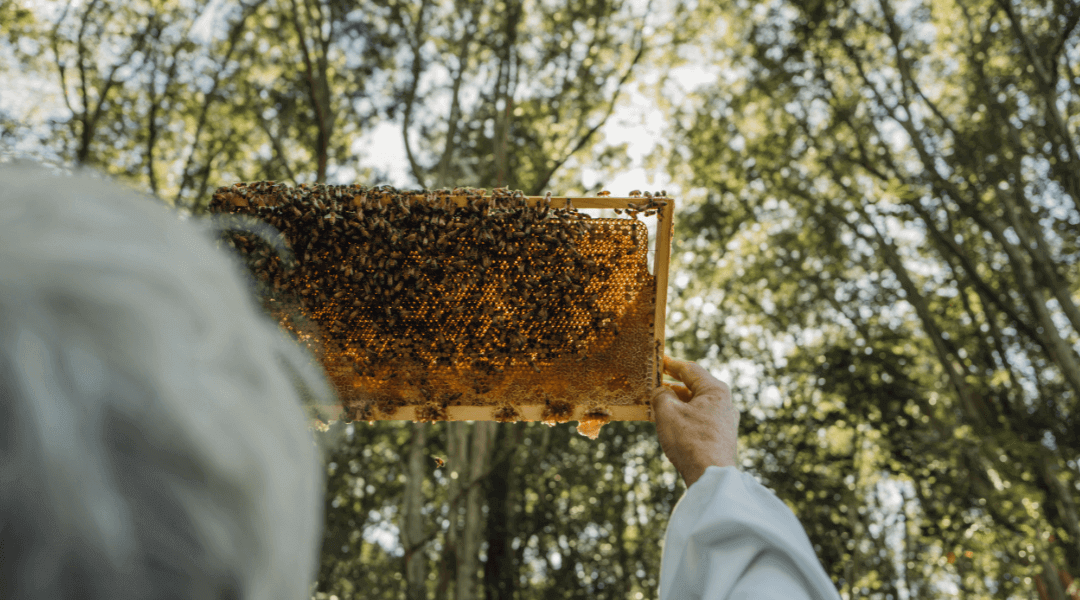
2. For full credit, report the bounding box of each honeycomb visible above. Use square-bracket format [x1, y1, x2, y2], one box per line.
[208, 183, 671, 435]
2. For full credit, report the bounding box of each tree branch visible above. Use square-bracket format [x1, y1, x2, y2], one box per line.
[290, 0, 331, 182]
[531, 13, 648, 195]
[995, 0, 1053, 86]
[49, 0, 76, 117]
[400, 0, 431, 188]
[175, 3, 257, 207]
[258, 113, 299, 183]
[434, 4, 476, 189]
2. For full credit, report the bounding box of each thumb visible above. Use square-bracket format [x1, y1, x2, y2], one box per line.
[650, 385, 683, 423]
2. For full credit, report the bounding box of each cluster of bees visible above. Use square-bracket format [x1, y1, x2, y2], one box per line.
[209, 183, 652, 381]
[597, 189, 671, 218]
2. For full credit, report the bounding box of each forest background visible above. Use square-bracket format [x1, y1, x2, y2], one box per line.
[3, 0, 1080, 598]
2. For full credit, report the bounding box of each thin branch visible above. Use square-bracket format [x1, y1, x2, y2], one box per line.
[995, 0, 1053, 86]
[49, 0, 76, 116]
[70, 2, 154, 165]
[175, 2, 258, 207]
[74, 0, 101, 162]
[996, 0, 1080, 175]
[259, 114, 299, 183]
[146, 13, 190, 197]
[290, 0, 330, 182]
[190, 136, 225, 215]
[401, 0, 431, 188]
[531, 12, 648, 195]
[838, 24, 1080, 394]
[1048, 2, 1080, 62]
[146, 66, 160, 195]
[434, 5, 476, 189]
[877, 0, 964, 146]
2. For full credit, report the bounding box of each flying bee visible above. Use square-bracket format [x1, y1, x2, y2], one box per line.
[433, 457, 445, 468]
[597, 190, 611, 197]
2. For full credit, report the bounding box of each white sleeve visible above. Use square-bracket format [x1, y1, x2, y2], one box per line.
[659, 466, 841, 600]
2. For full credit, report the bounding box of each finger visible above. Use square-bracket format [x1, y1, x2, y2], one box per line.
[650, 385, 685, 422]
[665, 382, 692, 402]
[659, 378, 692, 401]
[663, 356, 729, 398]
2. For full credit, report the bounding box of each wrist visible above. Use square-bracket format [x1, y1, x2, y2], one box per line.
[681, 462, 717, 488]
[681, 453, 736, 487]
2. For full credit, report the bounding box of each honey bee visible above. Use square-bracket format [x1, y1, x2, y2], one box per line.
[597, 190, 611, 197]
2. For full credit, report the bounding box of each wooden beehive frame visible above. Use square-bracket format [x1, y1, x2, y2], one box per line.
[216, 187, 674, 423]
[369, 195, 675, 422]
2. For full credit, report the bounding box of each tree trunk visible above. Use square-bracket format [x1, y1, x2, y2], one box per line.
[457, 421, 496, 600]
[439, 421, 469, 597]
[1036, 449, 1080, 579]
[288, 0, 335, 184]
[1036, 555, 1070, 600]
[484, 425, 521, 600]
[403, 423, 428, 600]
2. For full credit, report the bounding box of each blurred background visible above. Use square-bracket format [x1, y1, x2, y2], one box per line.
[2, 0, 1080, 598]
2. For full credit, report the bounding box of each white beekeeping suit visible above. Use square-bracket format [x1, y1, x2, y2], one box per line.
[659, 466, 842, 600]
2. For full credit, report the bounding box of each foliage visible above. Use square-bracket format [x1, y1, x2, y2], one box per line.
[665, 0, 1080, 597]
[388, 0, 649, 193]
[312, 421, 677, 599]
[1, 0, 400, 207]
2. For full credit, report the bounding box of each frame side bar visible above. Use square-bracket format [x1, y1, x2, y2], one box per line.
[652, 198, 674, 388]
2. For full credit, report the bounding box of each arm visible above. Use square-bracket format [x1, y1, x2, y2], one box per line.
[653, 358, 840, 600]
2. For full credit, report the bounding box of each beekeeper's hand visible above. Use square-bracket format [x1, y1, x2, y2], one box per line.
[651, 357, 739, 487]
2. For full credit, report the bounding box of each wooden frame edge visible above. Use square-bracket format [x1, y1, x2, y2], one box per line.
[652, 198, 674, 388]
[313, 404, 651, 422]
